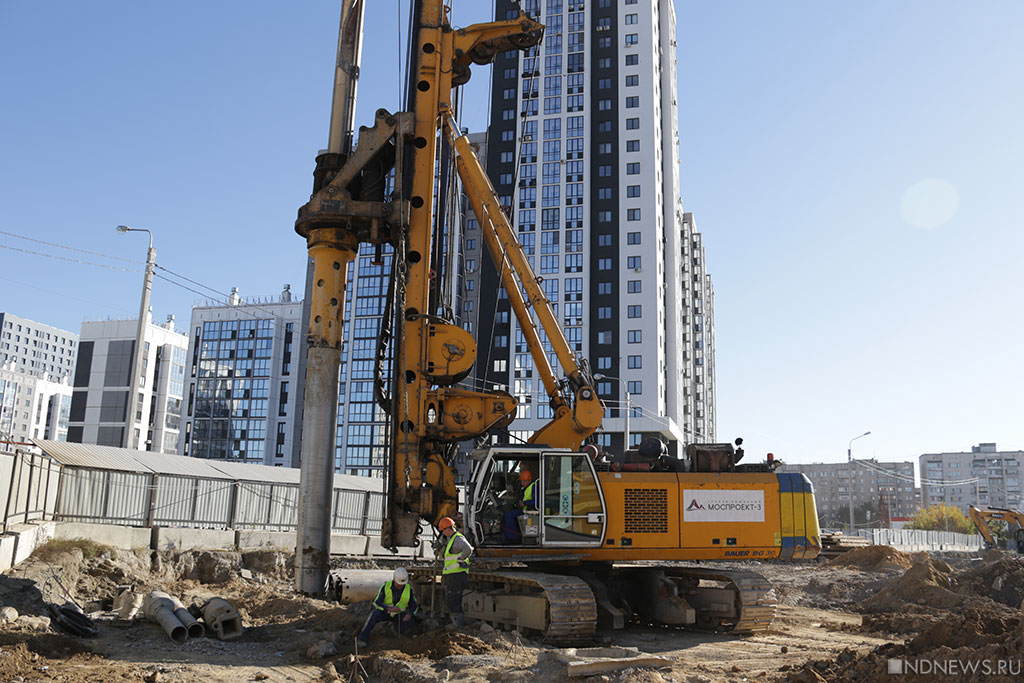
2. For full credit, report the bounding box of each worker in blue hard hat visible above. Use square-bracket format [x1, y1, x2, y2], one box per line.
[356, 567, 420, 648]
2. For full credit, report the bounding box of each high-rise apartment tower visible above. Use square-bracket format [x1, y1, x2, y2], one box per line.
[466, 0, 715, 453]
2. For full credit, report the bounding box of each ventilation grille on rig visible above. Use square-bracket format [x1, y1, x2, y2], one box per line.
[624, 488, 669, 533]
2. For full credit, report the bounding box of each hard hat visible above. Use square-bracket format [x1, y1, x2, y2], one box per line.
[393, 567, 409, 585]
[438, 516, 455, 531]
[520, 470, 533, 483]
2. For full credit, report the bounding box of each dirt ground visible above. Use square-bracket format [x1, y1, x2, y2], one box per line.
[0, 541, 1020, 682]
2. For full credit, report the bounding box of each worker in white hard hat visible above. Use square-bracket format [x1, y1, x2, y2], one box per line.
[356, 567, 420, 648]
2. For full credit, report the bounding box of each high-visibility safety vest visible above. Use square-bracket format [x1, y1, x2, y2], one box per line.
[378, 580, 411, 611]
[443, 532, 469, 575]
[522, 481, 536, 507]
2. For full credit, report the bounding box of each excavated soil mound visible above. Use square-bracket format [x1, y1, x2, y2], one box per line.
[855, 612, 941, 636]
[2, 543, 301, 631]
[786, 609, 1024, 683]
[825, 545, 912, 571]
[372, 631, 494, 660]
[856, 555, 1023, 619]
[856, 557, 968, 613]
[242, 550, 293, 580]
[959, 556, 1024, 609]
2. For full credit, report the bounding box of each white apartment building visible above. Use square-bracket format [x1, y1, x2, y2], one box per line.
[68, 314, 188, 453]
[0, 313, 78, 443]
[0, 313, 78, 381]
[180, 287, 303, 467]
[920, 443, 1024, 515]
[0, 368, 72, 443]
[467, 0, 715, 454]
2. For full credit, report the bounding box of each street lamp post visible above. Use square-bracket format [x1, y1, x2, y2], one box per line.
[594, 373, 630, 451]
[116, 225, 155, 450]
[847, 431, 871, 533]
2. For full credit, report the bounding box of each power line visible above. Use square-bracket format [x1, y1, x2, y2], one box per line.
[0, 230, 300, 324]
[153, 268, 299, 324]
[0, 242, 142, 273]
[855, 457, 978, 487]
[0, 229, 143, 264]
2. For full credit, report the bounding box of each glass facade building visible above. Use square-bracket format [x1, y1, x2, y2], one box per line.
[181, 290, 303, 466]
[335, 251, 393, 476]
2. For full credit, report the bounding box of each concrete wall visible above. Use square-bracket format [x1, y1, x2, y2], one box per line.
[0, 534, 17, 572]
[0, 519, 440, 574]
[52, 522, 151, 550]
[8, 522, 55, 567]
[235, 530, 435, 559]
[152, 527, 236, 551]
[235, 530, 296, 551]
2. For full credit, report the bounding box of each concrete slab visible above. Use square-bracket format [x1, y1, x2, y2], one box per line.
[0, 534, 16, 572]
[330, 534, 368, 556]
[10, 522, 55, 566]
[52, 522, 150, 550]
[366, 535, 417, 558]
[236, 531, 296, 551]
[153, 527, 235, 551]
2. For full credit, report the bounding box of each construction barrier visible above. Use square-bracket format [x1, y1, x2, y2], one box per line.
[1, 442, 437, 571]
[868, 528, 983, 553]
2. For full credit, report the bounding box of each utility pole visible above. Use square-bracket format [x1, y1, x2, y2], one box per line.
[116, 225, 155, 450]
[295, 0, 366, 596]
[847, 431, 870, 533]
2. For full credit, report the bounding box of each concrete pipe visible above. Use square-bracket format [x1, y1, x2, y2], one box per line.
[327, 570, 394, 603]
[196, 597, 243, 640]
[143, 592, 188, 643]
[173, 605, 205, 639]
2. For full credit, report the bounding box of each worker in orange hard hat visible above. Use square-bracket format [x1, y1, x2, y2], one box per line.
[437, 516, 473, 627]
[520, 470, 537, 511]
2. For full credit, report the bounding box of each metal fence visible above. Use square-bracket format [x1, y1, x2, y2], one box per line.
[53, 466, 386, 534]
[2, 447, 386, 535]
[1, 449, 62, 531]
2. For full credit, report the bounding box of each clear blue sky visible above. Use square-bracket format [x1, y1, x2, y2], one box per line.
[1, 2, 1021, 465]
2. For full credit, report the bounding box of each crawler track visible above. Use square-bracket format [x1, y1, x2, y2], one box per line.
[666, 567, 777, 634]
[465, 570, 597, 644]
[462, 566, 775, 643]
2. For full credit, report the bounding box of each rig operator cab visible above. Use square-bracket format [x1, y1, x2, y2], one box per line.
[467, 447, 608, 549]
